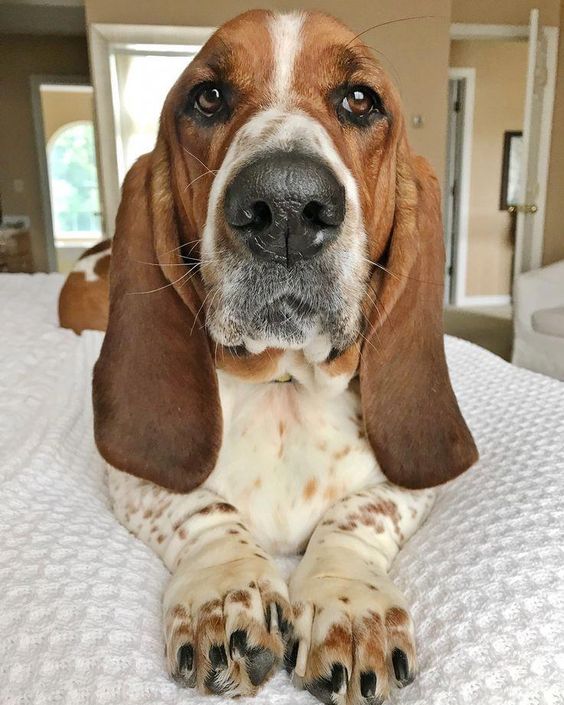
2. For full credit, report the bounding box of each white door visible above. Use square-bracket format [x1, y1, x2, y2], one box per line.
[512, 9, 558, 279]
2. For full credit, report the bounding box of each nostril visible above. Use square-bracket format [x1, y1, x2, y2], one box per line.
[249, 201, 272, 231]
[302, 200, 343, 228]
[226, 198, 272, 232]
[302, 201, 324, 227]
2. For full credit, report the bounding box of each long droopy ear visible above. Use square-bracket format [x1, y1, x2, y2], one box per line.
[360, 136, 478, 489]
[92, 143, 222, 493]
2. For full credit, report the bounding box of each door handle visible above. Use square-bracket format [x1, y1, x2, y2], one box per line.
[508, 204, 538, 214]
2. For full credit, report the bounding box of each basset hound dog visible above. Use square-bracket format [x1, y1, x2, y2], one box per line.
[59, 10, 478, 705]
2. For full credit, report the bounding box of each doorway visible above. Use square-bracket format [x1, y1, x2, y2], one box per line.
[31, 78, 103, 272]
[444, 15, 558, 310]
[444, 69, 474, 306]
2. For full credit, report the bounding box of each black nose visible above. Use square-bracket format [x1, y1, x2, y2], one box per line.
[224, 152, 345, 266]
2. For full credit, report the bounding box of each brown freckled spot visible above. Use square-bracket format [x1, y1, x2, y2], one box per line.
[303, 478, 318, 501]
[279, 421, 286, 437]
[324, 485, 339, 503]
[338, 520, 358, 531]
[229, 590, 251, 608]
[293, 603, 304, 619]
[236, 522, 246, 530]
[198, 502, 237, 515]
[358, 427, 366, 439]
[157, 534, 165, 544]
[228, 529, 239, 535]
[339, 596, 350, 604]
[324, 624, 351, 650]
[386, 607, 410, 628]
[178, 528, 187, 540]
[322, 520, 334, 527]
[316, 440, 327, 452]
[253, 478, 262, 489]
[239, 540, 248, 545]
[168, 605, 189, 620]
[150, 526, 158, 533]
[369, 585, 379, 592]
[143, 509, 153, 519]
[175, 623, 192, 638]
[200, 599, 222, 615]
[254, 553, 266, 560]
[248, 582, 256, 589]
[333, 445, 351, 461]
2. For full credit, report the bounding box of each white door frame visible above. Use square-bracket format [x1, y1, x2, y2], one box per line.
[446, 67, 475, 307]
[448, 21, 559, 306]
[30, 74, 91, 272]
[89, 23, 215, 239]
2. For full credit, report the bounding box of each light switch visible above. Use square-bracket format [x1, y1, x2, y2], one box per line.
[13, 179, 24, 193]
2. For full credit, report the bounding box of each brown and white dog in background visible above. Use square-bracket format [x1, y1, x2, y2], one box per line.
[59, 10, 478, 705]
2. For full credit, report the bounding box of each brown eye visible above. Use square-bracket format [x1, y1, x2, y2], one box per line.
[337, 85, 383, 126]
[195, 84, 224, 117]
[342, 89, 374, 116]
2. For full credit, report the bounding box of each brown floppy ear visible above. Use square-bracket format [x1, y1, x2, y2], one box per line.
[92, 145, 222, 493]
[360, 139, 478, 489]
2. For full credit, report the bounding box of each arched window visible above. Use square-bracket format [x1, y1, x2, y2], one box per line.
[47, 121, 102, 245]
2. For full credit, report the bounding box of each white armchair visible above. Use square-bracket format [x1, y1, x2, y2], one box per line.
[513, 259, 564, 380]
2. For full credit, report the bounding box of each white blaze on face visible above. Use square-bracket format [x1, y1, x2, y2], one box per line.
[268, 11, 305, 107]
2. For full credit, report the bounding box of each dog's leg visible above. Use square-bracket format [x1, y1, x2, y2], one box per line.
[287, 482, 435, 705]
[108, 469, 292, 697]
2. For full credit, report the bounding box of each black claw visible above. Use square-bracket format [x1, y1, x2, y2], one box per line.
[392, 648, 412, 685]
[264, 604, 271, 627]
[209, 643, 228, 669]
[360, 671, 377, 698]
[246, 646, 278, 686]
[331, 663, 347, 693]
[306, 663, 347, 705]
[177, 644, 194, 673]
[276, 603, 291, 637]
[230, 629, 248, 658]
[285, 640, 299, 673]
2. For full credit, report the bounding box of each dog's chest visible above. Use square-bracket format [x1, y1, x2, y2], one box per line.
[204, 370, 383, 555]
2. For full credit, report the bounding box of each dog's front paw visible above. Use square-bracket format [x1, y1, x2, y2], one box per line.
[287, 574, 415, 705]
[163, 555, 292, 697]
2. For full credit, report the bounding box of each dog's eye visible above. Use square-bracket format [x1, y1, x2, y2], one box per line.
[338, 85, 383, 125]
[194, 84, 224, 117]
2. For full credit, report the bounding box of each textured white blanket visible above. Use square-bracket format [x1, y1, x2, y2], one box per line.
[1, 273, 563, 705]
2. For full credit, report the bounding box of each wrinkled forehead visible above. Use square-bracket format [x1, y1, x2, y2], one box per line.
[181, 10, 387, 105]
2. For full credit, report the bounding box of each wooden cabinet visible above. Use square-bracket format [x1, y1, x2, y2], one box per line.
[0, 228, 34, 273]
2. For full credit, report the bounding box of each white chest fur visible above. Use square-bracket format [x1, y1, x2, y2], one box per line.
[204, 362, 385, 555]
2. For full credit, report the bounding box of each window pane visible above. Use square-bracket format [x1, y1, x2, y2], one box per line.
[48, 121, 102, 244]
[112, 50, 197, 176]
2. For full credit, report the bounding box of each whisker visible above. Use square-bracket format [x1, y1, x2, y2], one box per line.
[345, 15, 440, 48]
[182, 146, 214, 172]
[126, 264, 198, 296]
[184, 169, 218, 192]
[363, 256, 441, 287]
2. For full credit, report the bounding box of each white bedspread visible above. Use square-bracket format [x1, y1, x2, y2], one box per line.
[1, 273, 563, 705]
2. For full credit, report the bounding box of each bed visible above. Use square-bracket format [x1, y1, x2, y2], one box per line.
[1, 273, 563, 705]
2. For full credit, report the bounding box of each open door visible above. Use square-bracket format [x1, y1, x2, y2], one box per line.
[512, 9, 558, 279]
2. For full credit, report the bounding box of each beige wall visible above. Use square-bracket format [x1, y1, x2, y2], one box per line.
[452, 0, 560, 26]
[543, 0, 564, 265]
[85, 0, 451, 182]
[453, 0, 564, 268]
[451, 40, 528, 297]
[41, 88, 94, 144]
[0, 35, 90, 272]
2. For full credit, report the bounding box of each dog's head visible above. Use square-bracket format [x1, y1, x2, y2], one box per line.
[93, 10, 478, 492]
